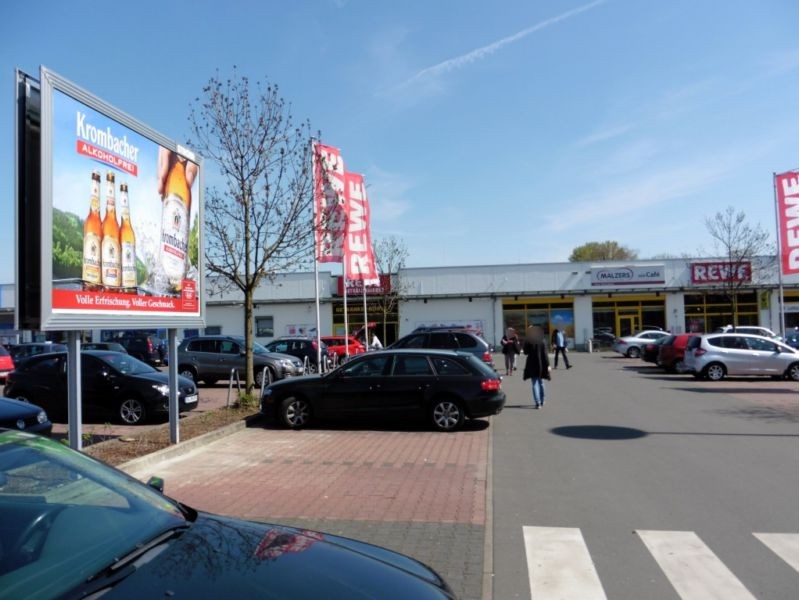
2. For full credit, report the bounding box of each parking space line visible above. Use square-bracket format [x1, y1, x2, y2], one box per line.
[523, 526, 607, 599]
[637, 530, 756, 600]
[754, 533, 799, 573]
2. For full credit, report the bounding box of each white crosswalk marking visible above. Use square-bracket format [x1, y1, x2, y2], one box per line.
[637, 530, 756, 600]
[522, 526, 607, 599]
[754, 533, 799, 573]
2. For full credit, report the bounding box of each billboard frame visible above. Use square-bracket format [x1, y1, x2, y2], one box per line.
[38, 67, 205, 330]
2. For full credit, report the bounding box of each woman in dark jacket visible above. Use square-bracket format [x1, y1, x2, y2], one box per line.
[523, 326, 550, 409]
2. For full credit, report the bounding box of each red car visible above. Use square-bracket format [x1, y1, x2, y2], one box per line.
[320, 336, 366, 361]
[657, 333, 699, 373]
[0, 346, 14, 383]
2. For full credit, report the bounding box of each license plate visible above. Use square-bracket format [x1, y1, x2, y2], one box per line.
[184, 395, 198, 404]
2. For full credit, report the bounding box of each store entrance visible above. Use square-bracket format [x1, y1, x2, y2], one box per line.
[617, 314, 639, 337]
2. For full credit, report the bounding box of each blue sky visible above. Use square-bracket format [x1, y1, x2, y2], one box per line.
[2, 0, 799, 285]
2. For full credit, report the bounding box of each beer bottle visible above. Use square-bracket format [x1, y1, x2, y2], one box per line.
[82, 170, 102, 285]
[119, 182, 137, 289]
[160, 157, 191, 290]
[101, 171, 121, 287]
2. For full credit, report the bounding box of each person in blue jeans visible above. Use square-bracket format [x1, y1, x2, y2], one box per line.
[523, 326, 551, 409]
[551, 328, 571, 369]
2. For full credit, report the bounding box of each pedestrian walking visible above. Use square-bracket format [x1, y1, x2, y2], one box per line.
[523, 326, 550, 408]
[500, 328, 521, 376]
[551, 327, 572, 369]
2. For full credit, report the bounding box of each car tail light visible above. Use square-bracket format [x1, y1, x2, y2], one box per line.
[482, 351, 492, 362]
[312, 341, 318, 350]
[694, 348, 706, 357]
[147, 339, 154, 352]
[481, 379, 501, 391]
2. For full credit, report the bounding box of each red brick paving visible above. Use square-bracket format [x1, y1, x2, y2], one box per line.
[124, 424, 490, 525]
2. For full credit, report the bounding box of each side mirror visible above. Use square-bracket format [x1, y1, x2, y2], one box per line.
[147, 476, 165, 493]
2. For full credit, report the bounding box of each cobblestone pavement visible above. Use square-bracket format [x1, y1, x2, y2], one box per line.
[124, 420, 492, 600]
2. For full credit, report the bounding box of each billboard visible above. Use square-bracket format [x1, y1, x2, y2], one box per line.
[35, 68, 205, 329]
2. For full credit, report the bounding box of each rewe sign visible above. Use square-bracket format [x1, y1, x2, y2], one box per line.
[691, 262, 751, 284]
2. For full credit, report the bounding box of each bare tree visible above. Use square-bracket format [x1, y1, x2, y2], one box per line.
[704, 206, 773, 326]
[372, 236, 411, 344]
[189, 71, 313, 394]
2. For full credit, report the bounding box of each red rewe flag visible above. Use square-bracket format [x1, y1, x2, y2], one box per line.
[312, 142, 347, 263]
[776, 170, 799, 275]
[344, 172, 378, 282]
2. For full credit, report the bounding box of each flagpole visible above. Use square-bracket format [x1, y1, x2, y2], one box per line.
[343, 259, 350, 358]
[773, 172, 786, 337]
[363, 283, 368, 350]
[311, 140, 322, 371]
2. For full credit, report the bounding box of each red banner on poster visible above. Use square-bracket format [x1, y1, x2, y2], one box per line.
[776, 170, 799, 275]
[53, 289, 197, 313]
[312, 142, 347, 263]
[343, 172, 377, 282]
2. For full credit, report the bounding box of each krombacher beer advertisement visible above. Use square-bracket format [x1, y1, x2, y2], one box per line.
[38, 68, 204, 329]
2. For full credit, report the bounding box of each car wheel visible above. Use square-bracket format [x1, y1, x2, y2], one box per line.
[119, 398, 147, 425]
[179, 366, 197, 382]
[281, 397, 311, 429]
[673, 359, 684, 373]
[627, 347, 641, 359]
[430, 398, 465, 432]
[13, 395, 30, 403]
[787, 363, 799, 381]
[307, 362, 318, 374]
[703, 363, 726, 381]
[256, 368, 274, 387]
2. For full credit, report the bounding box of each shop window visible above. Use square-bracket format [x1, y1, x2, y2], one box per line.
[255, 317, 274, 338]
[205, 326, 222, 335]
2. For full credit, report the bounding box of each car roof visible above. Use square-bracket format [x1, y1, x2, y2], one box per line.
[183, 335, 245, 341]
[352, 348, 466, 358]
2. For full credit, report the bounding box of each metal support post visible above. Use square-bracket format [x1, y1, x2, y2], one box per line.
[67, 331, 82, 451]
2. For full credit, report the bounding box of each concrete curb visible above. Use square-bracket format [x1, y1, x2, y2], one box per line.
[482, 416, 494, 600]
[118, 414, 263, 475]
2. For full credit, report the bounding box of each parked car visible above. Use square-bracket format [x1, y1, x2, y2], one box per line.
[264, 337, 330, 373]
[682, 333, 799, 381]
[784, 331, 799, 349]
[390, 330, 494, 366]
[261, 349, 505, 432]
[3, 351, 198, 425]
[0, 429, 456, 599]
[612, 331, 670, 358]
[7, 342, 67, 363]
[177, 335, 304, 386]
[0, 396, 52, 435]
[321, 335, 367, 360]
[118, 334, 164, 366]
[657, 333, 699, 373]
[0, 346, 15, 383]
[82, 342, 128, 353]
[592, 330, 617, 348]
[642, 336, 668, 364]
[715, 325, 781, 339]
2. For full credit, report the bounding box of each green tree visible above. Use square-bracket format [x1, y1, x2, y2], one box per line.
[569, 241, 638, 262]
[189, 71, 314, 394]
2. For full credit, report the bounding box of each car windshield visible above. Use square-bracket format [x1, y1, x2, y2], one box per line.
[94, 353, 157, 375]
[0, 431, 188, 599]
[252, 342, 270, 355]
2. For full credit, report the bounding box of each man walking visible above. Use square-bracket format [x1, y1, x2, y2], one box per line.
[551, 328, 572, 370]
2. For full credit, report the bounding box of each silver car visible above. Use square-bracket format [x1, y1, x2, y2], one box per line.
[682, 333, 799, 381]
[612, 330, 670, 358]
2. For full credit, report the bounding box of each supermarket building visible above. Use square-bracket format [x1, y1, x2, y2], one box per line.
[1, 256, 797, 348]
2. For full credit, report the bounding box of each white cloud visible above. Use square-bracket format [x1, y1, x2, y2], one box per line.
[395, 0, 606, 92]
[574, 123, 634, 148]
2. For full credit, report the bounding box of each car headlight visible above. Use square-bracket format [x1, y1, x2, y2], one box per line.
[37, 410, 48, 424]
[280, 359, 294, 368]
[152, 384, 170, 396]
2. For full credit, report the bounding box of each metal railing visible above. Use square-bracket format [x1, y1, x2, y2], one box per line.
[226, 366, 269, 406]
